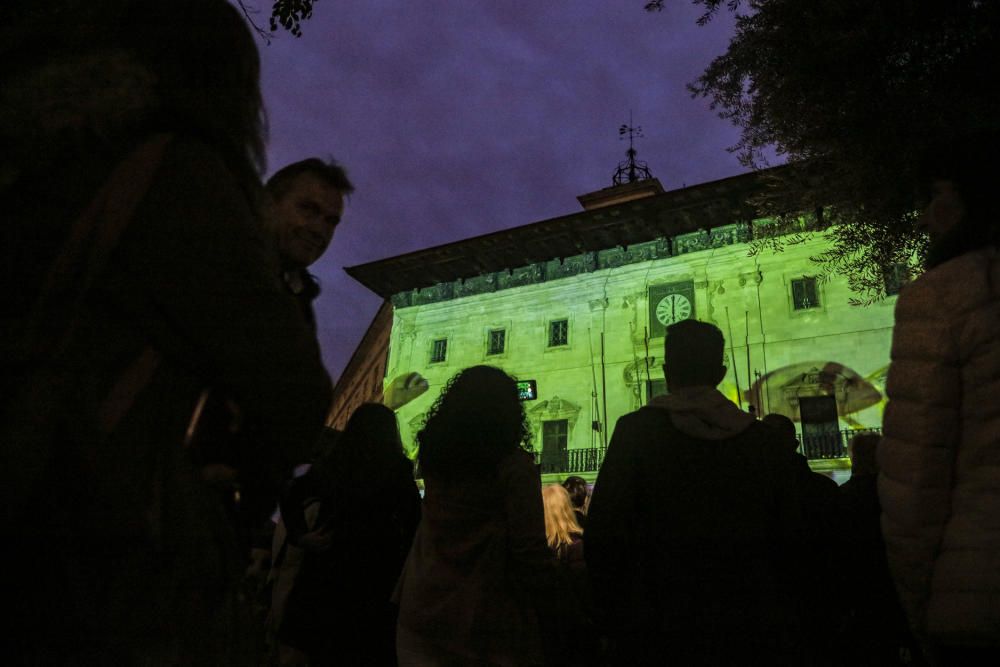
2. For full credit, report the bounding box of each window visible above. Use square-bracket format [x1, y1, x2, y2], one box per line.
[548, 319, 568, 347]
[884, 263, 909, 296]
[791, 277, 820, 310]
[430, 338, 447, 363]
[487, 328, 506, 355]
[540, 419, 569, 473]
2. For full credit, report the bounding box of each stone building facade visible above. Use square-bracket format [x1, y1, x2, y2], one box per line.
[325, 300, 393, 431]
[346, 167, 902, 479]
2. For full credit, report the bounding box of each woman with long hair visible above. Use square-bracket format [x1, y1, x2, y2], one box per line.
[543, 484, 584, 560]
[279, 403, 421, 666]
[395, 366, 553, 666]
[543, 483, 600, 666]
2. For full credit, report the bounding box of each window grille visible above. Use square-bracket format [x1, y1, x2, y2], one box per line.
[488, 329, 506, 355]
[548, 319, 568, 347]
[791, 277, 820, 310]
[430, 338, 447, 363]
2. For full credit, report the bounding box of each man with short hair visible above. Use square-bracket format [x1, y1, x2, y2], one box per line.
[586, 319, 803, 665]
[238, 159, 352, 640]
[265, 158, 354, 327]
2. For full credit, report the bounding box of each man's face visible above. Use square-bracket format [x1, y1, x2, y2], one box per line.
[272, 172, 345, 269]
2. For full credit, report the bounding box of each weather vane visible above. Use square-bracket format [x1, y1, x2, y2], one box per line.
[613, 111, 654, 185]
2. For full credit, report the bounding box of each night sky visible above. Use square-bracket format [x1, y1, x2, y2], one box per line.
[256, 1, 751, 383]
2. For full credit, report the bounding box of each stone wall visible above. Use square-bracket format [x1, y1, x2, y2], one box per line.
[385, 230, 897, 460]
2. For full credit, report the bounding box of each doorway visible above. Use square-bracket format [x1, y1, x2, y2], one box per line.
[798, 395, 841, 458]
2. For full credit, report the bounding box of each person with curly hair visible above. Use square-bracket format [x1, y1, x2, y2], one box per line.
[395, 366, 553, 666]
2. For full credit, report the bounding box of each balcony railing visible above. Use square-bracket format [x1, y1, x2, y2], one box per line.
[536, 446, 607, 475]
[798, 427, 882, 460]
[533, 428, 883, 474]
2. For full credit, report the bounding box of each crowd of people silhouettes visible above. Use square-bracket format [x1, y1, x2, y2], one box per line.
[2, 1, 999, 665]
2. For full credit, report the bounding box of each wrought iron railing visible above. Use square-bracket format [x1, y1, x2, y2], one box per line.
[532, 428, 881, 474]
[536, 447, 607, 475]
[535, 428, 882, 474]
[798, 428, 882, 460]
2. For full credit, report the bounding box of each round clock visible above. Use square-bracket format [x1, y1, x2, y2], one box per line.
[655, 293, 692, 325]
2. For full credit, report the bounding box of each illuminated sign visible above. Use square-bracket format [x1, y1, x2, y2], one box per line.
[517, 379, 538, 401]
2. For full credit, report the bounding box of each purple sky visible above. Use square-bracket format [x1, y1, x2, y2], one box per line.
[255, 1, 747, 383]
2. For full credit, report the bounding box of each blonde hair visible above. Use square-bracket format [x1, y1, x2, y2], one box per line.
[542, 484, 582, 549]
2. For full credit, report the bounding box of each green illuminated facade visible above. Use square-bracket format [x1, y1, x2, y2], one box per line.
[347, 170, 899, 478]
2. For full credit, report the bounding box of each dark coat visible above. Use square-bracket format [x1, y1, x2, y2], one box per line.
[551, 534, 601, 666]
[3, 135, 332, 664]
[279, 454, 421, 666]
[788, 451, 849, 664]
[586, 399, 804, 666]
[839, 473, 912, 665]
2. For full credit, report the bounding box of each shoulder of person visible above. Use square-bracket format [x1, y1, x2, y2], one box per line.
[625, 405, 675, 431]
[158, 135, 231, 175]
[490, 449, 534, 476]
[898, 247, 998, 321]
[604, 409, 672, 456]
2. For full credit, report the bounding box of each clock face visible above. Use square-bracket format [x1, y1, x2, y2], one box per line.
[655, 293, 692, 326]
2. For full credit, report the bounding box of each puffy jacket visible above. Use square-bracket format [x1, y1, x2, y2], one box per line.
[879, 246, 1000, 646]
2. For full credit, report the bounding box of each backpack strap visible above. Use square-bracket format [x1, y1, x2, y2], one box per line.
[2, 134, 174, 521]
[27, 134, 174, 363]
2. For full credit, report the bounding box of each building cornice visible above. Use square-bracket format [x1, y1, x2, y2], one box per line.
[345, 165, 789, 305]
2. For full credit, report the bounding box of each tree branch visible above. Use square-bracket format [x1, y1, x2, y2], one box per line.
[235, 0, 273, 44]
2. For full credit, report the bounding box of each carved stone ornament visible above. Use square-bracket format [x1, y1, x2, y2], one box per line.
[527, 395, 581, 427]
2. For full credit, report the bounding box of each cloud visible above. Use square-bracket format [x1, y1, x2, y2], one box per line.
[258, 1, 746, 381]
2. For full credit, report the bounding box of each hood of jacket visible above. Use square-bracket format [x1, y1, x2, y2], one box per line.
[647, 386, 755, 440]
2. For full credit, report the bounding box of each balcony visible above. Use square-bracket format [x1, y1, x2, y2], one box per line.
[798, 427, 882, 460]
[536, 446, 607, 475]
[533, 427, 882, 475]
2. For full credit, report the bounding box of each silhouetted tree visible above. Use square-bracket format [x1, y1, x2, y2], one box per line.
[646, 0, 1000, 300]
[236, 0, 315, 40]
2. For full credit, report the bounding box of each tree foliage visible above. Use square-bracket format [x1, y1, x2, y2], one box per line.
[236, 0, 315, 41]
[647, 0, 1000, 300]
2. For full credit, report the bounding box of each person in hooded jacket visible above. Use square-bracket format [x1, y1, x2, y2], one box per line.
[586, 319, 804, 666]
